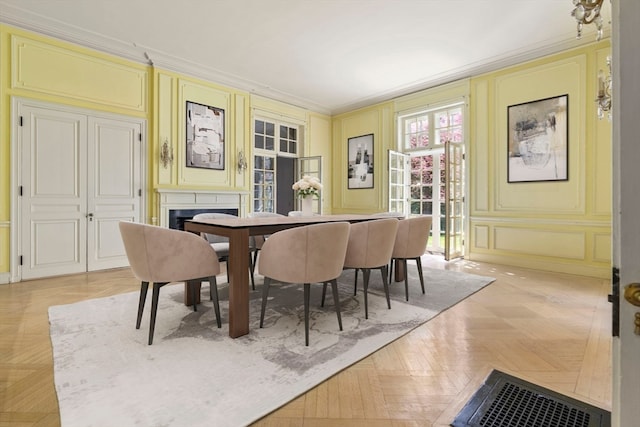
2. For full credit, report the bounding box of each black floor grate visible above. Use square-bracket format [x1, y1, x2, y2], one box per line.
[451, 370, 611, 427]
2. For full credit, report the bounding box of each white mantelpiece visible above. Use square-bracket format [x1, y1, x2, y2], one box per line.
[156, 189, 249, 227]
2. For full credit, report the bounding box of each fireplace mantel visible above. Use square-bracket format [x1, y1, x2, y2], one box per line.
[155, 189, 249, 227]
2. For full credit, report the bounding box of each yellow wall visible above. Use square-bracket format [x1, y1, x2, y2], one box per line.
[0, 24, 330, 280]
[0, 23, 611, 280]
[469, 42, 611, 278]
[332, 42, 611, 278]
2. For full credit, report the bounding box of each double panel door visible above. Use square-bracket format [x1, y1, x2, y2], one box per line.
[17, 100, 143, 280]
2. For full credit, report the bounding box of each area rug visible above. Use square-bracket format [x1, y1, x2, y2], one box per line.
[49, 267, 494, 427]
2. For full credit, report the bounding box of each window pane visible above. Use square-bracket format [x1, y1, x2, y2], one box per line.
[265, 122, 275, 136]
[255, 120, 264, 134]
[254, 135, 264, 149]
[280, 139, 287, 152]
[266, 137, 274, 151]
[254, 156, 264, 169]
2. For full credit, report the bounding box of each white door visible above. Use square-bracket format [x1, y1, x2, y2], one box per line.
[87, 116, 142, 271]
[388, 149, 410, 214]
[17, 101, 143, 280]
[612, 0, 640, 424]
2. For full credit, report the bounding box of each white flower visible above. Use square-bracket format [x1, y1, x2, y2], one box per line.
[292, 175, 322, 198]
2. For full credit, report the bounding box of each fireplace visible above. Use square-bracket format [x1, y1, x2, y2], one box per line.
[156, 189, 249, 228]
[168, 208, 238, 230]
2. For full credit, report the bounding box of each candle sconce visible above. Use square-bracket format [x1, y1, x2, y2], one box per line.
[237, 149, 248, 173]
[596, 56, 612, 121]
[160, 138, 174, 168]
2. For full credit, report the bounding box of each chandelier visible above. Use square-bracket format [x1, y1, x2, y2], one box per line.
[571, 0, 605, 40]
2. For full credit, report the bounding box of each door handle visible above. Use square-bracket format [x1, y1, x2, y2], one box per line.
[87, 213, 94, 222]
[624, 283, 640, 307]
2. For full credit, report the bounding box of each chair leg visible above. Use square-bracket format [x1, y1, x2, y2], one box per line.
[209, 276, 221, 328]
[415, 257, 425, 294]
[362, 268, 370, 319]
[259, 277, 271, 328]
[136, 281, 149, 329]
[389, 259, 394, 283]
[403, 259, 409, 301]
[380, 265, 391, 309]
[320, 282, 328, 307]
[354, 268, 359, 296]
[330, 279, 343, 331]
[304, 283, 311, 346]
[149, 282, 164, 345]
[249, 251, 257, 291]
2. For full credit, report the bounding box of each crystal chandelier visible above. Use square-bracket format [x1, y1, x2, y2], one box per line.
[571, 0, 605, 40]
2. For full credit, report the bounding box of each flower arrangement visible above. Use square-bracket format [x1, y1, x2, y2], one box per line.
[292, 175, 322, 198]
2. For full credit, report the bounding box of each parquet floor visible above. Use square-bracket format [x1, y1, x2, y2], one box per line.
[0, 256, 612, 426]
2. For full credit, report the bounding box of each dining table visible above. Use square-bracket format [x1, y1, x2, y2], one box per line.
[184, 213, 404, 338]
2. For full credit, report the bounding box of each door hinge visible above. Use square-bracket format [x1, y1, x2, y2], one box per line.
[139, 133, 142, 142]
[19, 255, 23, 266]
[19, 186, 23, 196]
[19, 116, 23, 126]
[138, 189, 142, 197]
[608, 266, 620, 337]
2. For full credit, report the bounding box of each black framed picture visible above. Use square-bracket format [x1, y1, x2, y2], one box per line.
[347, 133, 374, 189]
[185, 101, 225, 170]
[507, 94, 568, 183]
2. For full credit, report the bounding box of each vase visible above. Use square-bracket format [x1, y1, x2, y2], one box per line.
[301, 196, 313, 216]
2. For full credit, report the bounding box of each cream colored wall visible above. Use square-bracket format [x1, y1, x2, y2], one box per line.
[469, 41, 611, 279]
[331, 102, 394, 214]
[332, 42, 611, 279]
[0, 25, 332, 278]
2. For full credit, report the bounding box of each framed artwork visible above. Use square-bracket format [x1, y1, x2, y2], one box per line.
[507, 94, 568, 183]
[348, 133, 374, 189]
[185, 101, 225, 170]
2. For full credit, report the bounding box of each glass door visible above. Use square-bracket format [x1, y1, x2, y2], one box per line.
[295, 156, 322, 214]
[388, 150, 409, 215]
[445, 141, 465, 260]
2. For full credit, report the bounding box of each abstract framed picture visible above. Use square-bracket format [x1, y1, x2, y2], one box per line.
[185, 101, 225, 170]
[507, 94, 568, 183]
[347, 133, 374, 189]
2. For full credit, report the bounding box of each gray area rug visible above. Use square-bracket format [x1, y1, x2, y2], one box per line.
[49, 266, 494, 427]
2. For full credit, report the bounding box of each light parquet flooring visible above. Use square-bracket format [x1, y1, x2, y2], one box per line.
[0, 257, 611, 426]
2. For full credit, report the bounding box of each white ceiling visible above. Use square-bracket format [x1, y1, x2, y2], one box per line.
[0, 0, 607, 115]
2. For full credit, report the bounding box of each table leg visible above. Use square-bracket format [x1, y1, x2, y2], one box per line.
[227, 228, 250, 338]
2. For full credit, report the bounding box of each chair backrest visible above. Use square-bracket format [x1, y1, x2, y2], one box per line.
[343, 218, 399, 269]
[258, 222, 350, 284]
[248, 212, 284, 248]
[118, 221, 220, 283]
[192, 212, 237, 244]
[287, 211, 303, 217]
[391, 216, 433, 259]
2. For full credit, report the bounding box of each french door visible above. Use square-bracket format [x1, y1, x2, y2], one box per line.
[388, 146, 465, 261]
[15, 99, 144, 280]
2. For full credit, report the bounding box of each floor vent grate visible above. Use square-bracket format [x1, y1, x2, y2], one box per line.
[451, 370, 611, 427]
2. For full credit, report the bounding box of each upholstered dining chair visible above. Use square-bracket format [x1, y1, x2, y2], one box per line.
[118, 221, 222, 345]
[258, 222, 350, 346]
[322, 217, 399, 319]
[389, 215, 433, 301]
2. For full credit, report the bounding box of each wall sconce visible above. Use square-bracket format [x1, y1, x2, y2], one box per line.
[160, 138, 174, 168]
[596, 56, 612, 121]
[237, 149, 248, 173]
[571, 0, 607, 40]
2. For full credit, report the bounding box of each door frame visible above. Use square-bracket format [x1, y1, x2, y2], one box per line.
[9, 97, 147, 283]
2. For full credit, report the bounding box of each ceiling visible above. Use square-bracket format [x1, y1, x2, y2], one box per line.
[0, 0, 607, 115]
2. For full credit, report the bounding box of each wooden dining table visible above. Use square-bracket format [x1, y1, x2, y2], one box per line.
[184, 214, 400, 338]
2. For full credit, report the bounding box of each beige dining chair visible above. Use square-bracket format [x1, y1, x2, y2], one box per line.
[322, 217, 399, 319]
[258, 222, 350, 346]
[118, 221, 222, 345]
[389, 215, 433, 301]
[247, 211, 285, 289]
